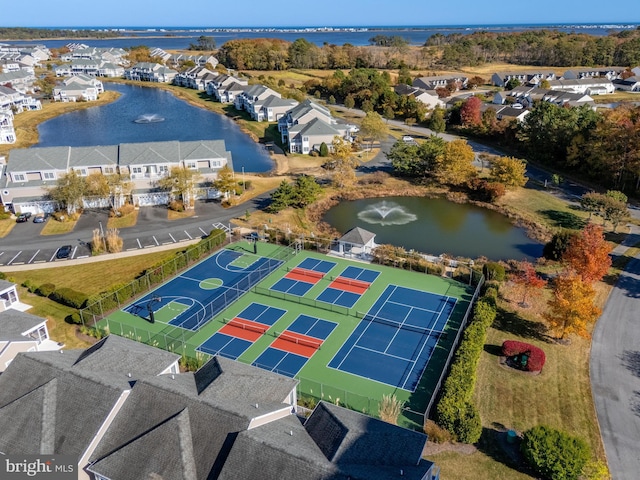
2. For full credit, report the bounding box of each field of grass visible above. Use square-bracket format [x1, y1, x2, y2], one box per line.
[40, 216, 79, 235]
[4, 246, 188, 296]
[107, 210, 139, 229]
[0, 218, 16, 237]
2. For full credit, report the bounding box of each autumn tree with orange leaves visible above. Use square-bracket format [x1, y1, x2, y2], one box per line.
[511, 260, 547, 308]
[544, 271, 601, 340]
[562, 223, 612, 284]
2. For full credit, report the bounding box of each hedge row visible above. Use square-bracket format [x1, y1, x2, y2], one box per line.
[21, 278, 88, 310]
[502, 340, 546, 373]
[435, 297, 497, 443]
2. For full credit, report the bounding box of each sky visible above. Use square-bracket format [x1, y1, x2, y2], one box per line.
[2, 0, 640, 28]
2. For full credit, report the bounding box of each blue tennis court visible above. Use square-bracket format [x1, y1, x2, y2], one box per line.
[316, 266, 380, 308]
[124, 249, 282, 331]
[328, 285, 457, 391]
[252, 314, 337, 377]
[196, 303, 287, 358]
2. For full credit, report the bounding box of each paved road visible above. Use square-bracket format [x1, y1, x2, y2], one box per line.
[591, 225, 640, 480]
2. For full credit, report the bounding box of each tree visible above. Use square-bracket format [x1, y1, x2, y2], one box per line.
[563, 223, 612, 284]
[213, 165, 236, 199]
[386, 135, 445, 179]
[319, 142, 329, 157]
[331, 136, 359, 187]
[489, 156, 528, 188]
[359, 111, 387, 150]
[47, 170, 85, 214]
[157, 166, 201, 210]
[460, 96, 482, 127]
[544, 270, 601, 340]
[511, 260, 547, 307]
[344, 95, 355, 109]
[292, 175, 322, 207]
[428, 105, 446, 136]
[189, 35, 216, 51]
[268, 180, 296, 213]
[397, 65, 413, 85]
[505, 78, 521, 90]
[543, 230, 578, 261]
[433, 139, 476, 186]
[521, 425, 591, 480]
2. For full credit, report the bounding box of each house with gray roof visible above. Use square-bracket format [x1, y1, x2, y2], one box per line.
[0, 139, 233, 214]
[333, 226, 377, 259]
[234, 84, 281, 120]
[491, 70, 556, 87]
[413, 75, 468, 91]
[562, 67, 626, 81]
[253, 94, 299, 122]
[613, 76, 640, 92]
[123, 62, 178, 83]
[548, 78, 614, 95]
[395, 84, 445, 110]
[0, 69, 36, 94]
[288, 117, 348, 154]
[0, 111, 15, 144]
[206, 74, 249, 103]
[0, 335, 179, 471]
[173, 66, 218, 90]
[278, 98, 333, 143]
[53, 74, 104, 102]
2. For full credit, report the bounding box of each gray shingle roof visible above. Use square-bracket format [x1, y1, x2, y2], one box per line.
[0, 278, 16, 291]
[296, 117, 341, 137]
[0, 309, 46, 340]
[338, 227, 376, 245]
[0, 336, 180, 458]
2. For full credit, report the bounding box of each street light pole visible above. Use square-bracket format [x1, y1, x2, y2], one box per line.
[469, 259, 475, 286]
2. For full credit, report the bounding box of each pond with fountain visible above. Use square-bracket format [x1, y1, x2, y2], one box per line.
[323, 196, 543, 261]
[35, 83, 273, 172]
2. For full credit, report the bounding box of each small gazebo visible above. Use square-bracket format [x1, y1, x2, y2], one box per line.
[334, 227, 377, 259]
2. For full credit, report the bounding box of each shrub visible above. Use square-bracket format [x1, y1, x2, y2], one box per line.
[543, 229, 578, 261]
[483, 262, 506, 282]
[65, 312, 82, 325]
[424, 420, 453, 443]
[0, 211, 11, 220]
[521, 425, 590, 480]
[319, 142, 329, 157]
[378, 394, 404, 425]
[168, 200, 185, 212]
[50, 287, 88, 309]
[502, 340, 546, 372]
[36, 283, 56, 298]
[0, 271, 5, 280]
[21, 279, 37, 293]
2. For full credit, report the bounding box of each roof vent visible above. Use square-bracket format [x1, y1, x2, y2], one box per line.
[127, 372, 131, 378]
[289, 430, 293, 436]
[255, 403, 259, 409]
[171, 374, 175, 380]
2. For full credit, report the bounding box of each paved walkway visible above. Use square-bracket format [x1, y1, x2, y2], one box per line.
[591, 224, 640, 480]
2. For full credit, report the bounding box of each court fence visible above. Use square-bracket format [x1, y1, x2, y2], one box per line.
[423, 273, 485, 422]
[78, 229, 230, 327]
[252, 285, 353, 317]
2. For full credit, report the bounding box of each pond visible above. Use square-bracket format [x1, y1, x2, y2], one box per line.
[35, 83, 274, 172]
[322, 196, 543, 261]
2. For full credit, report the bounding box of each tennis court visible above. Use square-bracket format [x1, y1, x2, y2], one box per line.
[252, 314, 337, 377]
[328, 285, 456, 391]
[124, 249, 283, 331]
[316, 265, 380, 308]
[196, 303, 286, 358]
[269, 258, 336, 297]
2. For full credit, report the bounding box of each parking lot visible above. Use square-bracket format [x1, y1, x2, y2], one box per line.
[0, 200, 243, 267]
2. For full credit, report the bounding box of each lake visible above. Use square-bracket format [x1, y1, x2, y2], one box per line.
[322, 196, 543, 261]
[35, 83, 274, 172]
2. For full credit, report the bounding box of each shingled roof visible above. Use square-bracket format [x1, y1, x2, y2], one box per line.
[338, 227, 376, 245]
[0, 309, 47, 342]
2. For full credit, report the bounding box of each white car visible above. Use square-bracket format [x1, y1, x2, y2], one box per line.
[402, 135, 415, 143]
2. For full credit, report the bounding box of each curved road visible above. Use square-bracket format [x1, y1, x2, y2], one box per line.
[591, 225, 640, 480]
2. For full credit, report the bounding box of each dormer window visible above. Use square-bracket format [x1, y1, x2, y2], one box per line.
[13, 173, 25, 182]
[43, 172, 55, 180]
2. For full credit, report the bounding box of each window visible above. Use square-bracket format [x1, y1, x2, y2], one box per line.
[212, 160, 220, 167]
[103, 167, 115, 175]
[186, 162, 197, 170]
[13, 174, 25, 182]
[42, 172, 55, 180]
[132, 167, 143, 174]
[159, 165, 169, 173]
[76, 169, 87, 176]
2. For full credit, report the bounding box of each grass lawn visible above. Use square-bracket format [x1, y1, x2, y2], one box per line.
[14, 286, 90, 350]
[40, 216, 79, 235]
[4, 246, 188, 297]
[107, 210, 139, 229]
[0, 218, 17, 237]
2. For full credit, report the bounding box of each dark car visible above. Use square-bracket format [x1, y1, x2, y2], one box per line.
[56, 245, 73, 259]
[33, 214, 46, 223]
[15, 212, 32, 223]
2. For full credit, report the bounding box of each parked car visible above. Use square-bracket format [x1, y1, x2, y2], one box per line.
[56, 245, 73, 259]
[15, 212, 32, 223]
[33, 214, 46, 223]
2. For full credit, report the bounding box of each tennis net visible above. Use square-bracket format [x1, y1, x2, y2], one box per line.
[332, 276, 370, 289]
[288, 267, 325, 279]
[223, 318, 268, 334]
[276, 331, 322, 349]
[363, 314, 444, 337]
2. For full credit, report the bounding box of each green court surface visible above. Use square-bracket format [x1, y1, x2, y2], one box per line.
[99, 241, 474, 429]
